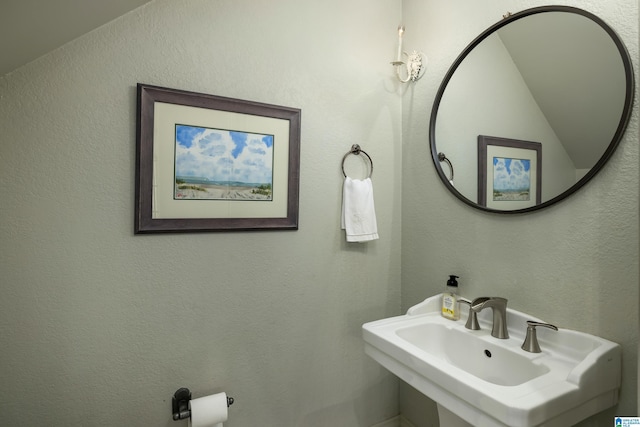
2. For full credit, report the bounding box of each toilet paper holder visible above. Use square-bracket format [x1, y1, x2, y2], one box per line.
[172, 387, 234, 421]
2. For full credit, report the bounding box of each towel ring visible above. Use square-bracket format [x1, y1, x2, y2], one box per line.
[438, 152, 454, 182]
[342, 144, 373, 178]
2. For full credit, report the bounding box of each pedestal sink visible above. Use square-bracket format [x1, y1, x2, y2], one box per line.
[362, 295, 621, 427]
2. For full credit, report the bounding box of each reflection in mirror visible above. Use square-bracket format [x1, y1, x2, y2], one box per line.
[430, 6, 634, 213]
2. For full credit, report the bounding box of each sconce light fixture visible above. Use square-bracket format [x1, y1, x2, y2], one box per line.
[391, 26, 426, 83]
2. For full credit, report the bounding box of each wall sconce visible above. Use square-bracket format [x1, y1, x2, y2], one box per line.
[391, 26, 426, 83]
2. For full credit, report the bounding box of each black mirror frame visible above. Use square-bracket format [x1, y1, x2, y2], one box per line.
[429, 6, 635, 214]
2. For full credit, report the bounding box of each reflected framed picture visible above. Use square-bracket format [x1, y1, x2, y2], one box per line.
[135, 84, 301, 233]
[478, 135, 541, 210]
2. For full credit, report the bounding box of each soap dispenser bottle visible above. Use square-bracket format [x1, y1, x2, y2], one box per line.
[441, 275, 460, 320]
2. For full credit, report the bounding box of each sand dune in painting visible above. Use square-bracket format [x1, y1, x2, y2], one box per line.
[175, 184, 271, 200]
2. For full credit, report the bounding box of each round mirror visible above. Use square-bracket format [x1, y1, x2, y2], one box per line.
[430, 6, 634, 213]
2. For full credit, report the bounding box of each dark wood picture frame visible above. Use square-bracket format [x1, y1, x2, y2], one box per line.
[135, 84, 301, 233]
[478, 135, 542, 208]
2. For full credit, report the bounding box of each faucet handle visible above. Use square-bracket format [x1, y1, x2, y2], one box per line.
[521, 320, 558, 353]
[460, 298, 488, 330]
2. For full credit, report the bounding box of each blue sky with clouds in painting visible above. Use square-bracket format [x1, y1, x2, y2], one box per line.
[493, 157, 531, 191]
[175, 125, 274, 184]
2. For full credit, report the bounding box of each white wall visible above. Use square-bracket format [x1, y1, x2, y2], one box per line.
[0, 0, 403, 425]
[401, 0, 638, 426]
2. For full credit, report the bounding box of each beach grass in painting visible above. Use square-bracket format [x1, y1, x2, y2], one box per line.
[174, 124, 274, 201]
[492, 157, 531, 201]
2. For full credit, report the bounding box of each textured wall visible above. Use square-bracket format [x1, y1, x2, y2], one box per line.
[401, 0, 638, 426]
[0, 0, 402, 425]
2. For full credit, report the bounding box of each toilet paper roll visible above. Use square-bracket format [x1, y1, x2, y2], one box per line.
[188, 392, 228, 427]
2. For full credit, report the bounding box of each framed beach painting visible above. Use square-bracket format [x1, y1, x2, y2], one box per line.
[135, 84, 301, 233]
[477, 135, 541, 210]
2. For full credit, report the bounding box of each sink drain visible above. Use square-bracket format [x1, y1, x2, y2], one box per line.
[484, 349, 492, 358]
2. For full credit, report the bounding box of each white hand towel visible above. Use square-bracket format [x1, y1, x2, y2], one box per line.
[341, 177, 379, 242]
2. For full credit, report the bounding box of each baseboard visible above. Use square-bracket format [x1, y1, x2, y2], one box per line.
[400, 415, 417, 427]
[370, 416, 398, 427]
[371, 415, 417, 427]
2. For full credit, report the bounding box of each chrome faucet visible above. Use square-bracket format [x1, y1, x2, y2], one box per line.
[460, 297, 488, 331]
[468, 297, 509, 339]
[521, 320, 558, 353]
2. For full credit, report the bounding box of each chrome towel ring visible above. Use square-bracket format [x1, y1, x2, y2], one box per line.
[342, 144, 373, 178]
[438, 152, 454, 182]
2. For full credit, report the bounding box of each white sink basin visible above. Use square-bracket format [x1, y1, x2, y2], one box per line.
[396, 322, 550, 386]
[363, 295, 621, 427]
